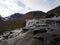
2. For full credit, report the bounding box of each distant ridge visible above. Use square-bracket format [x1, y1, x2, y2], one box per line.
[5, 13, 24, 21]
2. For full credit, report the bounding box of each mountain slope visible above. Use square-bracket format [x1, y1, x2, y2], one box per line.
[6, 13, 24, 21]
[24, 11, 45, 19]
[46, 6, 60, 18]
[47, 6, 60, 14]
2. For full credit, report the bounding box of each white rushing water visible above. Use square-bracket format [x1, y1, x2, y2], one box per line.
[0, 28, 23, 45]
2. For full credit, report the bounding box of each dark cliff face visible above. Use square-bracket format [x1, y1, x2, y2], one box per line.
[46, 6, 60, 18]
[47, 6, 60, 14]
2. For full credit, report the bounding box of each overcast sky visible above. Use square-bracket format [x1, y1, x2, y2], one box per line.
[0, 0, 60, 17]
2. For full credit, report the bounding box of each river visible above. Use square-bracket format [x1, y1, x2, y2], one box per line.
[0, 28, 25, 45]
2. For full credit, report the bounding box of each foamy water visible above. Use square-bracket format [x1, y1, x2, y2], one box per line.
[0, 28, 23, 45]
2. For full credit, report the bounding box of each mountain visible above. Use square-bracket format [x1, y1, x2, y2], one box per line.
[46, 6, 60, 18]
[24, 11, 45, 19]
[5, 13, 24, 21]
[5, 11, 45, 21]
[10, 13, 23, 18]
